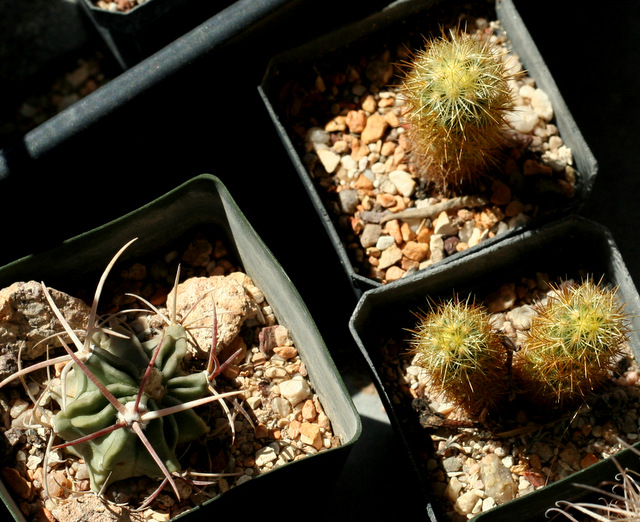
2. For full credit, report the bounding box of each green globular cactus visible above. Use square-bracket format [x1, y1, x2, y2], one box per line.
[0, 239, 244, 503]
[400, 27, 517, 190]
[409, 296, 509, 417]
[52, 324, 210, 492]
[514, 278, 630, 408]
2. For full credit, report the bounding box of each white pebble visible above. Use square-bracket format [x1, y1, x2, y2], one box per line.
[376, 235, 396, 250]
[280, 445, 298, 461]
[501, 455, 514, 468]
[531, 88, 553, 121]
[27, 454, 42, 470]
[482, 497, 496, 511]
[433, 211, 459, 236]
[388, 170, 416, 197]
[358, 156, 369, 171]
[371, 162, 387, 175]
[306, 127, 330, 146]
[507, 106, 539, 133]
[455, 491, 481, 515]
[236, 475, 252, 486]
[341, 155, 358, 171]
[271, 397, 292, 417]
[458, 220, 476, 243]
[493, 446, 508, 458]
[255, 444, 279, 467]
[378, 177, 398, 194]
[519, 84, 536, 99]
[279, 375, 312, 406]
[316, 149, 341, 173]
[542, 145, 573, 171]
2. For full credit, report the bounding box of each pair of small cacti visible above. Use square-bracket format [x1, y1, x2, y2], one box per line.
[400, 25, 520, 190]
[409, 278, 630, 417]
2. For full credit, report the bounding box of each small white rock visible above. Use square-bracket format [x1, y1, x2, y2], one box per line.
[379, 177, 398, 195]
[376, 235, 396, 250]
[255, 444, 279, 467]
[341, 155, 358, 171]
[542, 145, 573, 172]
[306, 127, 330, 146]
[246, 396, 262, 410]
[316, 148, 341, 173]
[519, 84, 536, 99]
[429, 234, 445, 263]
[433, 211, 459, 236]
[467, 226, 484, 247]
[507, 106, 539, 133]
[271, 396, 292, 417]
[531, 88, 554, 121]
[279, 375, 312, 406]
[388, 170, 416, 197]
[236, 475, 252, 486]
[482, 497, 497, 511]
[455, 491, 481, 515]
[509, 304, 535, 330]
[378, 244, 403, 270]
[458, 220, 476, 243]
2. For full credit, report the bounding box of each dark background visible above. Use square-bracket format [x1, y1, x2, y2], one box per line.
[0, 0, 638, 519]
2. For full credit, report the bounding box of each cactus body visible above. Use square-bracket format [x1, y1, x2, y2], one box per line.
[514, 279, 629, 407]
[53, 324, 210, 492]
[400, 28, 516, 190]
[409, 297, 508, 416]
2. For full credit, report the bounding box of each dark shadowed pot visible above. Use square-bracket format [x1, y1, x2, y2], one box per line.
[259, 0, 598, 297]
[79, 0, 236, 68]
[0, 174, 361, 521]
[348, 215, 640, 521]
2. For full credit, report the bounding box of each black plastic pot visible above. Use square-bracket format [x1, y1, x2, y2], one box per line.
[0, 1, 399, 257]
[0, 174, 361, 521]
[348, 215, 640, 521]
[79, 0, 236, 69]
[0, 0, 298, 179]
[259, 0, 598, 297]
[0, 1, 93, 96]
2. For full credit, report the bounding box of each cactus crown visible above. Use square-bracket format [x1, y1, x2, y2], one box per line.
[400, 26, 517, 190]
[52, 323, 211, 492]
[409, 295, 508, 416]
[516, 277, 630, 407]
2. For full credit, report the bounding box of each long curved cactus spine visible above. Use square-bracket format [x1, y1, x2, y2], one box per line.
[409, 295, 510, 417]
[548, 443, 640, 521]
[0, 239, 245, 504]
[514, 277, 630, 408]
[400, 27, 518, 190]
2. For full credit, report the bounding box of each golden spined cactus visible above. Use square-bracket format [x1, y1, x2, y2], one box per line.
[409, 296, 510, 418]
[400, 27, 518, 191]
[514, 278, 630, 408]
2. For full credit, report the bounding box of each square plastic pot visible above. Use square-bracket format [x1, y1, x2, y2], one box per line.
[0, 0, 301, 178]
[79, 0, 237, 68]
[348, 215, 640, 521]
[259, 0, 598, 297]
[0, 174, 361, 521]
[0, 0, 399, 248]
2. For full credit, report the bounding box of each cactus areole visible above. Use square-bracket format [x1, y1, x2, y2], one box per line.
[52, 324, 210, 491]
